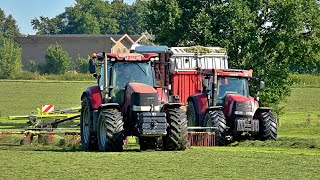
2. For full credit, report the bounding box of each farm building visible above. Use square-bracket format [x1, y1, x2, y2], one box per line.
[15, 34, 146, 70]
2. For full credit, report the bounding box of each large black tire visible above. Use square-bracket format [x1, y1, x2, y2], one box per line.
[139, 137, 162, 151]
[258, 112, 277, 140]
[97, 109, 124, 152]
[163, 108, 188, 151]
[186, 100, 197, 127]
[204, 110, 227, 146]
[80, 97, 98, 151]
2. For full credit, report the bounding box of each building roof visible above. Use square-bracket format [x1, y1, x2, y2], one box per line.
[15, 34, 145, 44]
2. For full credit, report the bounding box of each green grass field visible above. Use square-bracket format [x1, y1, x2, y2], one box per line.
[0, 146, 318, 180]
[0, 77, 320, 179]
[0, 80, 95, 116]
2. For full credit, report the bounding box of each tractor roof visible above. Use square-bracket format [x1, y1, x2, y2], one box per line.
[201, 69, 253, 77]
[107, 53, 158, 61]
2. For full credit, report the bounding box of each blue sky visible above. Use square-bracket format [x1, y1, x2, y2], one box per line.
[0, 0, 135, 35]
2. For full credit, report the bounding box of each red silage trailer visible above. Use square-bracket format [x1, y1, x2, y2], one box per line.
[135, 46, 228, 105]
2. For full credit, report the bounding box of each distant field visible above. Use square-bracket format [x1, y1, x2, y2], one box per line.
[0, 80, 95, 116]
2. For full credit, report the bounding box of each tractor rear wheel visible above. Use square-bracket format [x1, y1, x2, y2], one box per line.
[258, 112, 277, 140]
[204, 110, 227, 146]
[80, 97, 97, 151]
[186, 100, 197, 127]
[97, 109, 124, 152]
[163, 108, 188, 151]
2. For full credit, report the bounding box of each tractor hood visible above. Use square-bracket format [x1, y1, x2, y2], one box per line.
[223, 94, 258, 118]
[123, 82, 160, 112]
[127, 82, 157, 94]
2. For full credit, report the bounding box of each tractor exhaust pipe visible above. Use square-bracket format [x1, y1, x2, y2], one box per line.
[103, 52, 109, 103]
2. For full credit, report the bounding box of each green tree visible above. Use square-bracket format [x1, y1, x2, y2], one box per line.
[146, 0, 320, 110]
[0, 38, 22, 79]
[0, 8, 21, 38]
[31, 0, 149, 35]
[42, 43, 72, 74]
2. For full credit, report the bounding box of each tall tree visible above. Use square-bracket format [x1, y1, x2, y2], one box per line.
[31, 0, 147, 35]
[146, 0, 320, 109]
[0, 8, 21, 38]
[0, 8, 22, 79]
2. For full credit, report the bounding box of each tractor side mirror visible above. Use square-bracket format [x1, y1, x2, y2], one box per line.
[89, 59, 96, 74]
[259, 81, 265, 90]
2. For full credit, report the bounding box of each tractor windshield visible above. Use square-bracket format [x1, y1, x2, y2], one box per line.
[217, 76, 249, 105]
[112, 62, 154, 104]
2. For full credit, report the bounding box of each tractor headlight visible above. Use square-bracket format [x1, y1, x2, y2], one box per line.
[150, 57, 159, 62]
[110, 58, 116, 61]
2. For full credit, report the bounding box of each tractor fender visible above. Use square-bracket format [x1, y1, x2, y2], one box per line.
[161, 103, 182, 112]
[99, 103, 121, 111]
[254, 107, 271, 117]
[205, 106, 224, 113]
[81, 85, 102, 110]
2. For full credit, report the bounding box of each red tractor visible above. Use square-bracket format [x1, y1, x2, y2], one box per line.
[80, 52, 188, 152]
[186, 69, 277, 145]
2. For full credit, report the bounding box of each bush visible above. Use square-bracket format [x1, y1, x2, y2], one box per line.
[41, 43, 72, 74]
[29, 59, 38, 73]
[76, 55, 89, 73]
[0, 38, 22, 79]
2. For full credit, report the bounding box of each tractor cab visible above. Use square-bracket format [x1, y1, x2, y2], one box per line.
[201, 69, 252, 106]
[89, 52, 159, 106]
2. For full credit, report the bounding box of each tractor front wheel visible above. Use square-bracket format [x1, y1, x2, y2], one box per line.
[97, 109, 124, 152]
[258, 112, 277, 140]
[204, 110, 227, 146]
[163, 108, 188, 151]
[80, 97, 97, 151]
[186, 100, 197, 127]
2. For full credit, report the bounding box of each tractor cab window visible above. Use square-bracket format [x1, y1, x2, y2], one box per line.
[217, 76, 249, 105]
[112, 62, 154, 105]
[98, 64, 111, 86]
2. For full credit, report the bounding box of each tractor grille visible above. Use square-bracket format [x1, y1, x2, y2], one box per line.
[235, 101, 252, 112]
[131, 93, 159, 106]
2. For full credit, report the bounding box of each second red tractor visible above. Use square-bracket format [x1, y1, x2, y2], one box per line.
[186, 69, 277, 145]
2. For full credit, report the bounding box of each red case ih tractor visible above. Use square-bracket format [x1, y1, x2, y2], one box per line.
[186, 69, 277, 145]
[80, 52, 187, 152]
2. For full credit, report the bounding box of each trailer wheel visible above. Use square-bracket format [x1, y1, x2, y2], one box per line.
[80, 97, 97, 151]
[258, 112, 277, 140]
[204, 110, 227, 145]
[163, 108, 188, 151]
[186, 100, 197, 127]
[97, 109, 124, 152]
